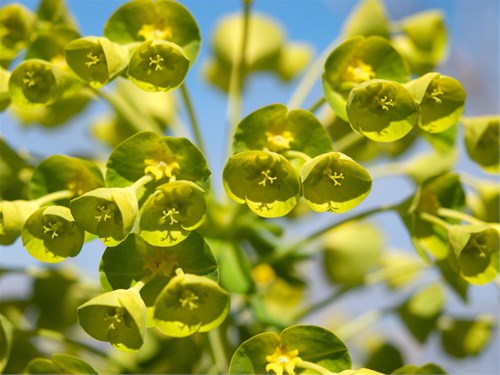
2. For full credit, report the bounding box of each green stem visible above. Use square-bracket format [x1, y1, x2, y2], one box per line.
[130, 273, 155, 292]
[35, 328, 108, 357]
[367, 162, 407, 180]
[282, 150, 312, 162]
[334, 131, 364, 154]
[265, 204, 396, 264]
[293, 286, 352, 321]
[335, 308, 388, 340]
[128, 174, 154, 192]
[287, 36, 341, 109]
[33, 190, 74, 206]
[207, 328, 229, 374]
[419, 212, 453, 231]
[307, 97, 326, 113]
[225, 0, 252, 157]
[297, 360, 337, 375]
[437, 207, 487, 225]
[180, 83, 206, 154]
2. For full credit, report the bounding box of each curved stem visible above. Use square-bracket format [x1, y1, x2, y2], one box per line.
[307, 97, 326, 113]
[128, 174, 154, 192]
[207, 328, 229, 374]
[33, 190, 73, 206]
[293, 286, 352, 321]
[297, 360, 337, 375]
[334, 131, 364, 154]
[437, 207, 487, 226]
[34, 328, 108, 357]
[419, 212, 453, 231]
[180, 83, 206, 154]
[130, 273, 155, 292]
[287, 36, 341, 109]
[335, 308, 388, 340]
[282, 150, 312, 163]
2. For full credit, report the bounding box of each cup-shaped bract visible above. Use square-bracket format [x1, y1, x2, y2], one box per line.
[0, 3, 35, 66]
[8, 59, 65, 108]
[233, 104, 333, 157]
[78, 288, 147, 351]
[223, 151, 301, 218]
[104, 0, 200, 62]
[463, 116, 499, 174]
[322, 36, 409, 121]
[301, 152, 372, 213]
[405, 73, 466, 133]
[106, 131, 211, 192]
[70, 187, 138, 247]
[341, 0, 390, 39]
[25, 27, 80, 62]
[65, 36, 128, 88]
[393, 10, 447, 75]
[276, 42, 313, 82]
[0, 199, 38, 245]
[26, 354, 98, 375]
[139, 181, 206, 247]
[153, 271, 230, 337]
[440, 317, 494, 358]
[128, 39, 190, 92]
[447, 225, 499, 285]
[346, 79, 418, 142]
[21, 205, 84, 263]
[30, 154, 105, 203]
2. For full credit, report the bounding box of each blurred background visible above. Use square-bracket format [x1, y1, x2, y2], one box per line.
[0, 0, 499, 373]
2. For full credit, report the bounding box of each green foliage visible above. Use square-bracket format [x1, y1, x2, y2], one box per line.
[26, 354, 97, 374]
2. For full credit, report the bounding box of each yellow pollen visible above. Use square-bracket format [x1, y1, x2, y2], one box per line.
[22, 71, 36, 87]
[179, 290, 199, 310]
[144, 159, 181, 181]
[149, 54, 164, 71]
[162, 208, 180, 225]
[265, 347, 302, 375]
[378, 96, 394, 111]
[430, 87, 443, 103]
[95, 205, 113, 222]
[265, 130, 294, 152]
[137, 23, 173, 40]
[328, 171, 344, 186]
[343, 59, 376, 83]
[85, 52, 100, 67]
[258, 170, 277, 187]
[43, 222, 60, 239]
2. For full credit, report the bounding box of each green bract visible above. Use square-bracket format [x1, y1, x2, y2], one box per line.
[21, 205, 84, 263]
[0, 313, 13, 373]
[139, 181, 206, 247]
[346, 79, 418, 142]
[342, 0, 390, 39]
[405, 73, 466, 133]
[153, 271, 229, 337]
[0, 199, 38, 245]
[8, 59, 64, 108]
[65, 36, 128, 88]
[0, 67, 11, 111]
[301, 152, 372, 213]
[233, 104, 333, 157]
[78, 288, 147, 351]
[322, 35, 409, 121]
[228, 325, 351, 375]
[0, 3, 35, 67]
[104, 0, 200, 62]
[70, 187, 138, 247]
[30, 154, 105, 202]
[393, 10, 447, 75]
[128, 39, 190, 92]
[440, 317, 494, 358]
[106, 131, 210, 192]
[462, 116, 499, 173]
[223, 150, 301, 218]
[447, 224, 499, 285]
[25, 27, 80, 62]
[393, 363, 446, 375]
[26, 354, 97, 375]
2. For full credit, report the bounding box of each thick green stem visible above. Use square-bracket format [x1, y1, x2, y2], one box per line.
[419, 212, 453, 231]
[282, 150, 312, 163]
[293, 286, 352, 321]
[307, 97, 326, 113]
[33, 190, 73, 206]
[437, 207, 487, 225]
[180, 83, 206, 154]
[334, 131, 364, 154]
[130, 273, 155, 292]
[35, 328, 108, 357]
[207, 328, 229, 374]
[297, 360, 337, 375]
[335, 308, 388, 340]
[128, 174, 154, 192]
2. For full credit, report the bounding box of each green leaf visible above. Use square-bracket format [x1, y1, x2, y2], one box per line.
[0, 67, 11, 111]
[0, 138, 31, 200]
[301, 152, 372, 213]
[405, 73, 466, 133]
[342, 0, 390, 39]
[323, 221, 383, 286]
[364, 342, 404, 374]
[276, 42, 313, 81]
[229, 325, 351, 374]
[0, 3, 35, 67]
[70, 187, 138, 247]
[462, 116, 499, 173]
[26, 354, 97, 374]
[0, 199, 38, 245]
[35, 0, 79, 31]
[322, 36, 409, 121]
[393, 10, 447, 75]
[397, 284, 445, 343]
[25, 26, 80, 62]
[392, 363, 447, 374]
[420, 122, 458, 154]
[447, 224, 499, 285]
[128, 39, 190, 92]
[139, 180, 206, 247]
[104, 0, 201, 62]
[106, 131, 211, 192]
[100, 232, 218, 293]
[8, 59, 65, 108]
[78, 288, 147, 351]
[435, 259, 469, 303]
[153, 271, 229, 337]
[0, 313, 14, 373]
[65, 36, 128, 88]
[223, 150, 301, 218]
[233, 104, 333, 157]
[346, 79, 418, 142]
[21, 205, 85, 263]
[30, 154, 105, 203]
[470, 180, 499, 223]
[440, 317, 494, 358]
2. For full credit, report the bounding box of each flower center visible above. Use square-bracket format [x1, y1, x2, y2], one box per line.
[179, 289, 199, 310]
[149, 54, 165, 71]
[265, 130, 294, 152]
[43, 220, 63, 239]
[265, 346, 302, 375]
[325, 169, 344, 186]
[343, 59, 376, 83]
[162, 207, 180, 225]
[137, 22, 173, 40]
[22, 71, 36, 87]
[378, 95, 394, 111]
[95, 204, 114, 222]
[144, 159, 181, 181]
[258, 170, 278, 187]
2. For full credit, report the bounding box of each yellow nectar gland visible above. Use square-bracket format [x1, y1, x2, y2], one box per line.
[258, 170, 278, 187]
[149, 54, 165, 71]
[162, 207, 180, 225]
[265, 346, 303, 375]
[326, 170, 344, 186]
[378, 96, 394, 111]
[144, 159, 181, 181]
[85, 52, 100, 67]
[429, 87, 444, 104]
[95, 204, 113, 222]
[179, 289, 199, 310]
[265, 130, 294, 152]
[137, 22, 173, 41]
[343, 59, 376, 83]
[43, 221, 61, 239]
[22, 71, 36, 87]
[143, 249, 176, 277]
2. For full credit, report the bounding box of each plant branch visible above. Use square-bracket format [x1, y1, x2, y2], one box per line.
[307, 97, 326, 113]
[282, 150, 312, 163]
[437, 207, 487, 226]
[207, 328, 229, 374]
[33, 190, 73, 206]
[419, 212, 453, 231]
[297, 360, 337, 375]
[335, 308, 389, 340]
[293, 286, 352, 321]
[180, 83, 206, 154]
[128, 174, 154, 192]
